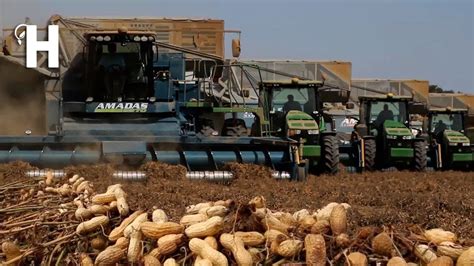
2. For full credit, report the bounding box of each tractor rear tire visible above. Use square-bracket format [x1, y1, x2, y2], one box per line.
[322, 135, 339, 175]
[414, 141, 427, 171]
[364, 138, 376, 171]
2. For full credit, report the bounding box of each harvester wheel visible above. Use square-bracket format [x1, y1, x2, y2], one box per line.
[364, 138, 376, 171]
[225, 125, 249, 137]
[200, 126, 217, 137]
[322, 135, 339, 174]
[413, 141, 427, 171]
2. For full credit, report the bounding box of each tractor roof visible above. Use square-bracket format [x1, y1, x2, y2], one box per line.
[359, 94, 413, 102]
[428, 107, 468, 113]
[260, 79, 323, 88]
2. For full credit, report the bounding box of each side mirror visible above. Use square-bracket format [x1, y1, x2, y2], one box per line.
[346, 102, 355, 109]
[232, 39, 241, 58]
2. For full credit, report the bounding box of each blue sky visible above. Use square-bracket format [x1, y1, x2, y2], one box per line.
[1, 0, 473, 92]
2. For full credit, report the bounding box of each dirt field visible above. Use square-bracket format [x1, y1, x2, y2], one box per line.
[1, 161, 473, 241]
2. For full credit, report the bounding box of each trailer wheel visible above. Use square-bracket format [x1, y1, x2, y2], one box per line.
[413, 141, 427, 171]
[364, 138, 376, 171]
[322, 135, 339, 175]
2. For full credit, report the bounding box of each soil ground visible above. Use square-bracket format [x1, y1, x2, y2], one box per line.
[1, 161, 473, 240]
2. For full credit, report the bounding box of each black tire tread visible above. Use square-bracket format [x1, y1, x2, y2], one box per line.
[414, 141, 427, 171]
[364, 138, 376, 171]
[322, 135, 340, 175]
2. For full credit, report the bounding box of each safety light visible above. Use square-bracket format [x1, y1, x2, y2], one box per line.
[89, 36, 96, 41]
[133, 36, 141, 42]
[103, 35, 111, 42]
[148, 36, 155, 42]
[141, 36, 148, 42]
[96, 36, 104, 42]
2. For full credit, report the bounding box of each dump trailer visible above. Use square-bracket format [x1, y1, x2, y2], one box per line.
[425, 108, 473, 170]
[351, 94, 427, 171]
[0, 20, 321, 180]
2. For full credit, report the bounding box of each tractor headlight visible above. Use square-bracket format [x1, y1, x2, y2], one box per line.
[141, 36, 148, 42]
[448, 142, 457, 146]
[103, 35, 111, 42]
[148, 36, 155, 42]
[307, 130, 319, 135]
[402, 135, 413, 140]
[288, 130, 301, 136]
[133, 36, 141, 42]
[96, 36, 104, 42]
[387, 135, 397, 139]
[89, 36, 96, 41]
[462, 142, 470, 146]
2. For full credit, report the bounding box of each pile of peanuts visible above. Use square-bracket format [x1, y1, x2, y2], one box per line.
[1, 173, 473, 265]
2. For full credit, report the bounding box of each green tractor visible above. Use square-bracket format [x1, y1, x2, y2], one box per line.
[425, 108, 473, 170]
[257, 79, 341, 177]
[351, 94, 427, 171]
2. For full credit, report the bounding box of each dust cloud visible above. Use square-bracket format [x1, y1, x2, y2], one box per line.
[0, 57, 46, 135]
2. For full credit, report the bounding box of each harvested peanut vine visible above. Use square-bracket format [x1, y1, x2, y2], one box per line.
[1, 172, 473, 265]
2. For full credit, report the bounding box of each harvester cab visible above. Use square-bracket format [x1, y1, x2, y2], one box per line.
[351, 94, 427, 171]
[426, 108, 472, 169]
[82, 30, 157, 104]
[258, 79, 340, 174]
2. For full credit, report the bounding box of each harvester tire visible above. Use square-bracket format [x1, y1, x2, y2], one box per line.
[322, 135, 339, 175]
[200, 126, 217, 137]
[225, 125, 249, 137]
[364, 138, 376, 171]
[413, 141, 427, 171]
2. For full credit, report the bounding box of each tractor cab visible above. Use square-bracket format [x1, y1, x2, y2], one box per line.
[258, 79, 340, 175]
[426, 108, 472, 169]
[84, 29, 155, 103]
[356, 94, 412, 138]
[259, 79, 324, 137]
[352, 94, 427, 171]
[427, 108, 467, 139]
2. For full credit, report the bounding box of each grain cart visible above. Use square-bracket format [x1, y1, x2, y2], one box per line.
[351, 94, 427, 171]
[425, 108, 473, 170]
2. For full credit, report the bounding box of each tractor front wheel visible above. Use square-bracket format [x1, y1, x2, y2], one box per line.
[413, 141, 427, 171]
[321, 135, 339, 175]
[364, 138, 376, 171]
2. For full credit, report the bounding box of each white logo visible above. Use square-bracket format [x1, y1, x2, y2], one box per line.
[14, 24, 59, 68]
[95, 102, 148, 113]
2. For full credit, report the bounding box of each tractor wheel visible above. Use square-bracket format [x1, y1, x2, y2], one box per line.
[321, 135, 339, 175]
[364, 138, 376, 171]
[413, 141, 427, 171]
